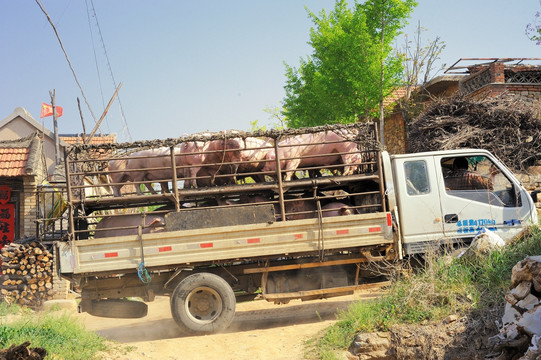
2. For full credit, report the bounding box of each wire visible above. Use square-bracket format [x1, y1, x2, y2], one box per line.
[85, 0, 108, 133]
[34, 0, 99, 126]
[89, 0, 132, 142]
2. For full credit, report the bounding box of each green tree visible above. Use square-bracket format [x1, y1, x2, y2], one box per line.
[283, 0, 416, 144]
[362, 0, 417, 146]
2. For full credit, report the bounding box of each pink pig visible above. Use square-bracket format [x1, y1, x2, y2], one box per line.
[178, 138, 243, 188]
[125, 147, 181, 195]
[108, 147, 182, 196]
[237, 137, 275, 183]
[262, 131, 362, 181]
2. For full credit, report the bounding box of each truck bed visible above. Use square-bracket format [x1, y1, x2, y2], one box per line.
[58, 211, 392, 275]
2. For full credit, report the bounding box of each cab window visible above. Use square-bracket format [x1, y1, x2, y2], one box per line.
[441, 156, 520, 207]
[404, 160, 430, 196]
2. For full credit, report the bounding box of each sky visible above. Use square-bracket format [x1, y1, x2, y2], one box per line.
[1, 1, 540, 142]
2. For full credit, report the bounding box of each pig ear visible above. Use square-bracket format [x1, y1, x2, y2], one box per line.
[147, 218, 164, 227]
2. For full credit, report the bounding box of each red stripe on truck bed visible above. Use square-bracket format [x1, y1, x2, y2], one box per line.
[159, 246, 172, 252]
[200, 243, 213, 248]
[104, 252, 118, 258]
[247, 238, 260, 244]
[336, 229, 349, 235]
[369, 227, 381, 233]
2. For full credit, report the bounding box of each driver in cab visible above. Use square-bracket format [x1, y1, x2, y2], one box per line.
[444, 157, 494, 191]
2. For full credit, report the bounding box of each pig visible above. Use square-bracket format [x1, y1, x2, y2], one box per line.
[177, 141, 206, 188]
[262, 131, 362, 182]
[125, 147, 181, 195]
[178, 137, 243, 188]
[108, 147, 183, 196]
[321, 201, 358, 217]
[108, 158, 130, 197]
[283, 197, 317, 220]
[237, 137, 275, 183]
[94, 213, 165, 238]
[280, 198, 357, 220]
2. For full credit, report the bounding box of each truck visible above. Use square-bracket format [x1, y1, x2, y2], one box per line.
[39, 122, 538, 334]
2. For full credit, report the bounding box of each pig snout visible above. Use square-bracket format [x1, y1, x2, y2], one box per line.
[321, 202, 357, 217]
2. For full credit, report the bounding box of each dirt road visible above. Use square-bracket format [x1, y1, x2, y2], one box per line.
[76, 288, 382, 360]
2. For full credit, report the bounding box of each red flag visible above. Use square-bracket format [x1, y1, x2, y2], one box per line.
[40, 103, 63, 118]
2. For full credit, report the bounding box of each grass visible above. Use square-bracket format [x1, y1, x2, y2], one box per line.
[0, 304, 112, 360]
[307, 226, 541, 359]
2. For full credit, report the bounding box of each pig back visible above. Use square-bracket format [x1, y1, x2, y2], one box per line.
[94, 213, 165, 238]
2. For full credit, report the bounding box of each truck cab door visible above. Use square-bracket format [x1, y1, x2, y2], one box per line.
[436, 153, 534, 243]
[392, 156, 445, 254]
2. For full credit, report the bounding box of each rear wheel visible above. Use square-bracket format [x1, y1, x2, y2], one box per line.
[170, 272, 236, 334]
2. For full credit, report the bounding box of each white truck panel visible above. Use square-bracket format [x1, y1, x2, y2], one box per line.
[59, 212, 392, 274]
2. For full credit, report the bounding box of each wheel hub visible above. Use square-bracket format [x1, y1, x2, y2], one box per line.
[186, 286, 223, 324]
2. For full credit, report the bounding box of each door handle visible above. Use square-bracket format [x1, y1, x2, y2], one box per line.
[444, 214, 458, 223]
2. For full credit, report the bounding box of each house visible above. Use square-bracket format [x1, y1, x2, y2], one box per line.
[446, 57, 541, 102]
[0, 133, 46, 242]
[0, 107, 117, 240]
[0, 107, 68, 176]
[384, 58, 541, 154]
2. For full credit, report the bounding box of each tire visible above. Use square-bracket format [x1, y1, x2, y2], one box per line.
[88, 299, 148, 318]
[170, 272, 236, 335]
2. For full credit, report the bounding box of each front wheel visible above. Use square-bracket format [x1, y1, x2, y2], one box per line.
[170, 272, 236, 335]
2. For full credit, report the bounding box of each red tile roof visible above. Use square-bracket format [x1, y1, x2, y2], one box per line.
[0, 147, 30, 177]
[383, 87, 412, 107]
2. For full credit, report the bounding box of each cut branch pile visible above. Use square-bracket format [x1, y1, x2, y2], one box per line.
[0, 242, 54, 307]
[0, 341, 47, 360]
[408, 95, 541, 171]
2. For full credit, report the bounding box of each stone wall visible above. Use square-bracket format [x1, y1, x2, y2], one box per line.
[384, 111, 407, 154]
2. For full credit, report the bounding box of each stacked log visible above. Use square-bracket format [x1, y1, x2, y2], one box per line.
[0, 242, 54, 307]
[488, 256, 541, 360]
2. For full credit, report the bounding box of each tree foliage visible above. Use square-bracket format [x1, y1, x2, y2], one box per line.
[283, 0, 416, 130]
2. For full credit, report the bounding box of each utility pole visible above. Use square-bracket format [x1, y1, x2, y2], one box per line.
[49, 89, 61, 165]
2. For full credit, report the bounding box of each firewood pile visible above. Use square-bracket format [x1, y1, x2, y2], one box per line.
[0, 242, 54, 307]
[0, 341, 47, 360]
[488, 256, 541, 359]
[408, 95, 541, 172]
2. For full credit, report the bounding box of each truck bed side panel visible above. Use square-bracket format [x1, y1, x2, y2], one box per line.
[59, 212, 391, 274]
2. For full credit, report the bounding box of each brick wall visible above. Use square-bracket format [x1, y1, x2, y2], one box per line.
[21, 176, 69, 300]
[50, 245, 69, 299]
[22, 177, 37, 238]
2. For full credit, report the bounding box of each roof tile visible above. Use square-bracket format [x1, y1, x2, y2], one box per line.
[0, 147, 30, 177]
